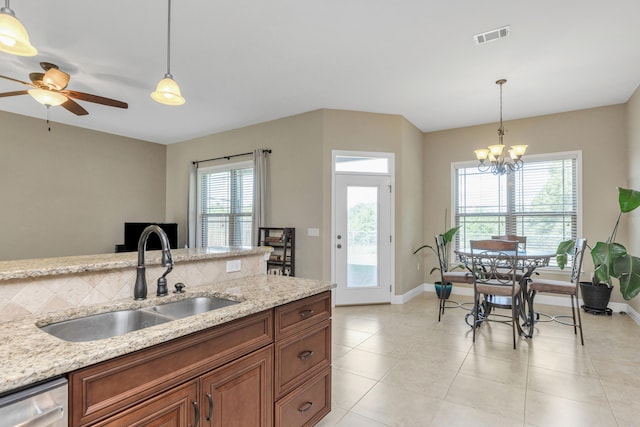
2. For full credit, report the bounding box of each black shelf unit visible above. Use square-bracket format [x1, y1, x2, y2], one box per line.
[258, 227, 295, 276]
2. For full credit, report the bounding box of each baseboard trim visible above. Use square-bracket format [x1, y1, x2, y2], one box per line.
[403, 282, 640, 327]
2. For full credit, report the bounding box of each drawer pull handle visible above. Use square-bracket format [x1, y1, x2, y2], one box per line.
[192, 401, 200, 427]
[298, 401, 314, 413]
[300, 309, 315, 318]
[206, 393, 213, 421]
[298, 350, 315, 360]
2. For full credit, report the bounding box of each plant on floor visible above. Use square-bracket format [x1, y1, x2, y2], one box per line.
[413, 225, 463, 276]
[556, 187, 640, 300]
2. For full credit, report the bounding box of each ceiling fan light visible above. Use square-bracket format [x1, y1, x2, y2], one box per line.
[43, 68, 70, 91]
[0, 8, 37, 56]
[28, 89, 67, 106]
[151, 76, 185, 106]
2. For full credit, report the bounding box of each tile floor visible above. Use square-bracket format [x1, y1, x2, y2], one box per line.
[316, 292, 640, 427]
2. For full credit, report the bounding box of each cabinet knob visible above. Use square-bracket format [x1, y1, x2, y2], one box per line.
[299, 309, 315, 319]
[298, 350, 315, 360]
[336, 244, 342, 249]
[298, 401, 314, 413]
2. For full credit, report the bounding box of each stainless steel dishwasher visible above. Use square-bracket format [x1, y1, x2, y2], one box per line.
[0, 377, 67, 427]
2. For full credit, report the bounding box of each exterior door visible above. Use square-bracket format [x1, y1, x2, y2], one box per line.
[334, 174, 392, 305]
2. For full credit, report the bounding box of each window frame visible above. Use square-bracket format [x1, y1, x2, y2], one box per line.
[196, 160, 254, 248]
[450, 150, 583, 269]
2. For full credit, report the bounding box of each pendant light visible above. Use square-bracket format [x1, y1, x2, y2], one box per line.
[0, 0, 37, 56]
[473, 79, 528, 175]
[151, 0, 185, 106]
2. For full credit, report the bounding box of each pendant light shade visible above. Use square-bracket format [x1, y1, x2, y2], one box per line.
[0, 2, 37, 56]
[28, 89, 67, 106]
[151, 74, 185, 105]
[151, 0, 185, 106]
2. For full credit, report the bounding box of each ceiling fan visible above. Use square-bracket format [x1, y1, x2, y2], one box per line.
[0, 62, 128, 115]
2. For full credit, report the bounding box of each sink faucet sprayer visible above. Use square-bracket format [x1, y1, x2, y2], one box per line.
[134, 225, 174, 300]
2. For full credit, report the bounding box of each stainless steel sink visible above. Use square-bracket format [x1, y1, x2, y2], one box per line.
[146, 296, 239, 319]
[39, 296, 240, 342]
[39, 309, 172, 342]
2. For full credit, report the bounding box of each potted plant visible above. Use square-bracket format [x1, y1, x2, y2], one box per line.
[556, 187, 640, 310]
[413, 225, 462, 299]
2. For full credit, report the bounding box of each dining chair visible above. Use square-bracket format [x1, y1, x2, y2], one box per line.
[491, 234, 527, 252]
[470, 239, 521, 349]
[434, 234, 473, 321]
[527, 238, 587, 345]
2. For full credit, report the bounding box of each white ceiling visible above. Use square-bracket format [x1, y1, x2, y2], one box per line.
[1, 0, 639, 145]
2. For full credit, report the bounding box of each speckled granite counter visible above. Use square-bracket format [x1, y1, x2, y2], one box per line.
[0, 247, 267, 280]
[0, 274, 331, 394]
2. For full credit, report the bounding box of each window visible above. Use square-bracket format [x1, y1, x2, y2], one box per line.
[453, 151, 581, 265]
[197, 161, 253, 247]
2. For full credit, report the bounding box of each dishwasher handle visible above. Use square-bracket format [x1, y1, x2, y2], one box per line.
[15, 406, 64, 427]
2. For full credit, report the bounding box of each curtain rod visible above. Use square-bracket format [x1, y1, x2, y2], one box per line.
[192, 149, 271, 165]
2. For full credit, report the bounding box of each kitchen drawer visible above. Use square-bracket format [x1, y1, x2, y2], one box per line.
[275, 319, 331, 398]
[69, 310, 272, 426]
[274, 367, 331, 427]
[275, 291, 331, 339]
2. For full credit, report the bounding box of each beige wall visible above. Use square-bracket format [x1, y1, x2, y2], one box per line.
[166, 111, 325, 280]
[320, 110, 424, 294]
[4, 99, 638, 306]
[423, 104, 629, 302]
[0, 111, 166, 260]
[626, 86, 640, 312]
[167, 109, 425, 295]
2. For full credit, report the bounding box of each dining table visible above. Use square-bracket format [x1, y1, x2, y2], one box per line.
[454, 248, 554, 338]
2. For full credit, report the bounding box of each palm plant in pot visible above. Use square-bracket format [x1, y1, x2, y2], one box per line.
[413, 225, 462, 299]
[557, 187, 640, 310]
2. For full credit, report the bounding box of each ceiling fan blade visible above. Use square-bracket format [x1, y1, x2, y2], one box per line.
[0, 74, 33, 87]
[63, 90, 128, 109]
[0, 90, 29, 98]
[61, 98, 89, 116]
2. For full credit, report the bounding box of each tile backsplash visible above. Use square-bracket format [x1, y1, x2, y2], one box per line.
[0, 254, 265, 322]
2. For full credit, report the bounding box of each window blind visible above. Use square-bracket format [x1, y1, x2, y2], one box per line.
[197, 162, 254, 247]
[454, 152, 579, 265]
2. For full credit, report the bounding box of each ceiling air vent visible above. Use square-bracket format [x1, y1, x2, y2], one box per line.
[474, 25, 510, 45]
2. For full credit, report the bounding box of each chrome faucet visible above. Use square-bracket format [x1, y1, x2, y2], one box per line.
[134, 225, 174, 300]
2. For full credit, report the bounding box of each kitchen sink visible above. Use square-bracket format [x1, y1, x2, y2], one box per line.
[39, 309, 172, 342]
[39, 296, 240, 342]
[146, 296, 239, 319]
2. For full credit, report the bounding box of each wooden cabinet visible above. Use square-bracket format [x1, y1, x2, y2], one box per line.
[200, 345, 273, 427]
[258, 227, 295, 276]
[92, 380, 198, 427]
[69, 311, 273, 427]
[274, 292, 332, 426]
[68, 292, 331, 427]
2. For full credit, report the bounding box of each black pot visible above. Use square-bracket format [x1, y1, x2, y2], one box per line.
[435, 282, 453, 299]
[580, 281, 613, 311]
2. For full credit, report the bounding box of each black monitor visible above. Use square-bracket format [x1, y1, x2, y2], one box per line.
[123, 222, 179, 252]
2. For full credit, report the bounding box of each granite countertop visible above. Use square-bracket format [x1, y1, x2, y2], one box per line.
[0, 247, 270, 281]
[0, 274, 331, 394]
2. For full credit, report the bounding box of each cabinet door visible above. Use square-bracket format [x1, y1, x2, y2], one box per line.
[93, 380, 198, 427]
[200, 346, 273, 427]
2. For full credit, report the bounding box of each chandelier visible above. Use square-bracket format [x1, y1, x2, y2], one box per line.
[473, 79, 527, 175]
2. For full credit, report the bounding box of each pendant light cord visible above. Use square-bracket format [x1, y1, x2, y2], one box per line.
[166, 0, 172, 76]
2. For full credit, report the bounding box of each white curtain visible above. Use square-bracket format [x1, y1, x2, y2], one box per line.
[187, 162, 198, 248]
[252, 149, 269, 244]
